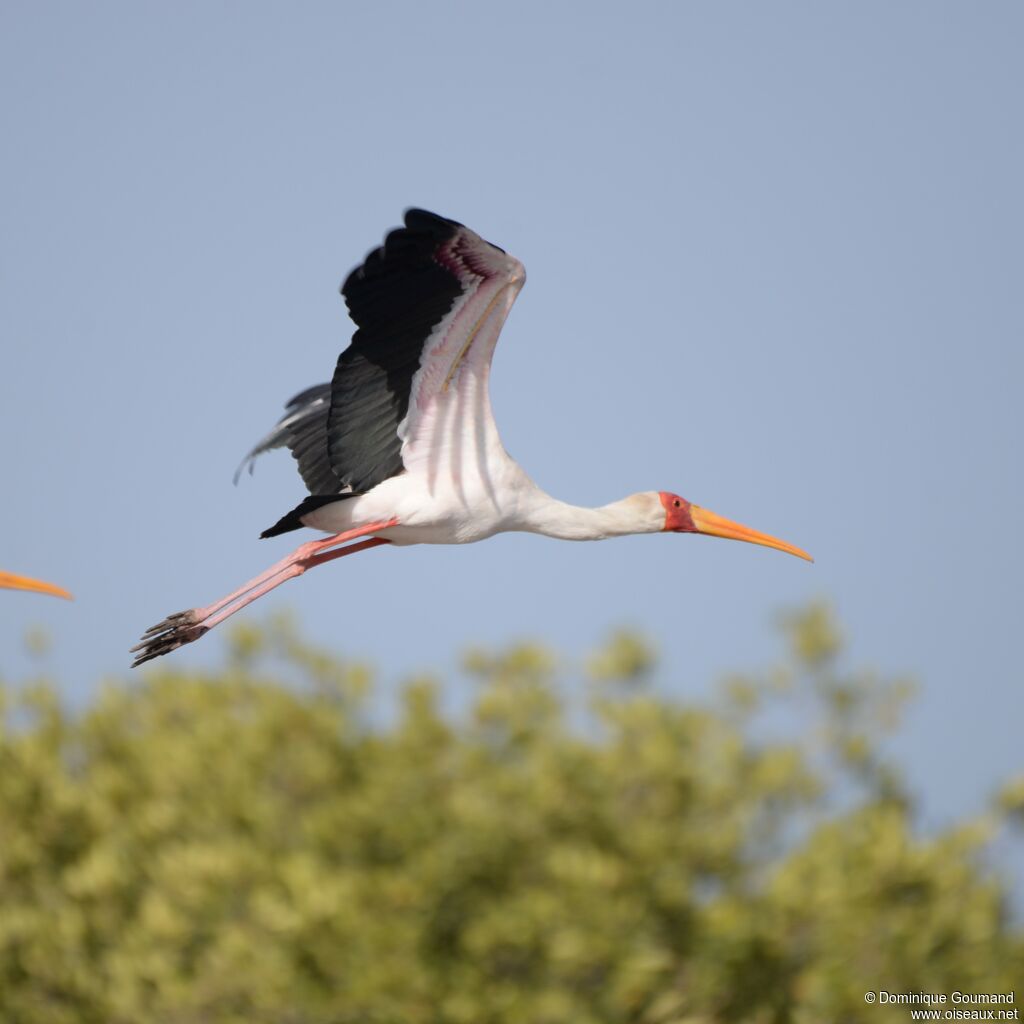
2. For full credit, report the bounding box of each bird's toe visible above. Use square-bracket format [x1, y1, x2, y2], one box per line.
[130, 612, 208, 667]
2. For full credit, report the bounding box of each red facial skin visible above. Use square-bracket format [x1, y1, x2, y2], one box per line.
[659, 491, 697, 533]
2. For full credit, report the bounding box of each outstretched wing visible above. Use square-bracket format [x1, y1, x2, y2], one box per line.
[328, 208, 525, 493]
[234, 383, 341, 494]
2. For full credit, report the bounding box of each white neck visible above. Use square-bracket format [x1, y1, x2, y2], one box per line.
[518, 489, 665, 541]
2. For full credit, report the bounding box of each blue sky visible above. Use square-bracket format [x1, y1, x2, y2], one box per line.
[1, 3, 1021, 835]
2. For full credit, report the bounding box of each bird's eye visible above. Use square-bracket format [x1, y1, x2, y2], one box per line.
[673, 499, 681, 508]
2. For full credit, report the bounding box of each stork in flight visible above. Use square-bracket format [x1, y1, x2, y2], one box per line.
[1, 571, 71, 599]
[132, 210, 810, 666]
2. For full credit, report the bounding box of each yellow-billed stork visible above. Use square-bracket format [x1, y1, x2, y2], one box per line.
[1, 571, 71, 599]
[132, 210, 810, 666]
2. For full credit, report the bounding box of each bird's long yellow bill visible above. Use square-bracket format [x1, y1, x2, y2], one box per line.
[0, 571, 73, 599]
[690, 506, 813, 563]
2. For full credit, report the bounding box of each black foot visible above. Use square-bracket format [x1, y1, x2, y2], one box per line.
[130, 610, 209, 667]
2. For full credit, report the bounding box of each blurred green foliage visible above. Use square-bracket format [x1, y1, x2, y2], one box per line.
[0, 604, 1020, 1023]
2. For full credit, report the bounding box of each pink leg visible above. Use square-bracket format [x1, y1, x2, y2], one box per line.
[200, 537, 389, 631]
[131, 520, 397, 667]
[193, 518, 398, 623]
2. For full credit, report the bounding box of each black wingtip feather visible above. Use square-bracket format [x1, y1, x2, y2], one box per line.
[402, 208, 464, 233]
[340, 209, 464, 298]
[260, 494, 356, 538]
